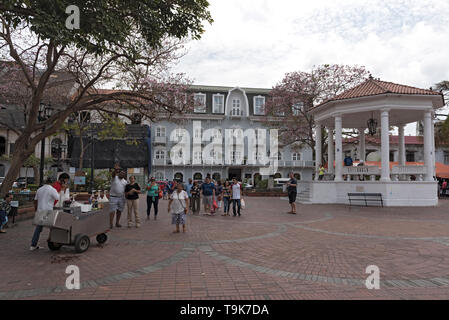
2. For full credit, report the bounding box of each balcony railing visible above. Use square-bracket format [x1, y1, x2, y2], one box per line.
[152, 159, 315, 167]
[154, 136, 167, 144]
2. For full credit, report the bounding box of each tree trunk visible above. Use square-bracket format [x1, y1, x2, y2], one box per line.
[0, 135, 36, 197]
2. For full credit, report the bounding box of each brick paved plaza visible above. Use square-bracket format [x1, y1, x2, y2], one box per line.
[1, 197, 449, 300]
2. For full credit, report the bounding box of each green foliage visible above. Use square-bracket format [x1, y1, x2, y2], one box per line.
[27, 184, 39, 191]
[1, 0, 213, 55]
[256, 179, 268, 190]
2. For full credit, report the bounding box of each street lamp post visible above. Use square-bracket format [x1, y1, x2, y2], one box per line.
[37, 103, 53, 186]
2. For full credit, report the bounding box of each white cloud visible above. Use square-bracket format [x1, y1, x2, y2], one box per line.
[173, 0, 449, 134]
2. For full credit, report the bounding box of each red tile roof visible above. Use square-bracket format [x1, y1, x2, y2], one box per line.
[315, 79, 443, 109]
[343, 135, 424, 145]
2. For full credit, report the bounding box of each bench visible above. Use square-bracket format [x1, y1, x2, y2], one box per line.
[348, 193, 383, 207]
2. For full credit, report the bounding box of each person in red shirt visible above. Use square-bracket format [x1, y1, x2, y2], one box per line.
[52, 173, 70, 205]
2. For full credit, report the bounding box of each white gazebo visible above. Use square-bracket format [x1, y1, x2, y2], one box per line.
[308, 78, 445, 206]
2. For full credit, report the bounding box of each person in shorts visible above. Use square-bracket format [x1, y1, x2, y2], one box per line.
[109, 163, 127, 228]
[168, 182, 189, 233]
[200, 176, 215, 215]
[287, 172, 297, 214]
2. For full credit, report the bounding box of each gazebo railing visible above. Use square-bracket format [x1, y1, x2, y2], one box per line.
[391, 165, 426, 175]
[343, 166, 381, 175]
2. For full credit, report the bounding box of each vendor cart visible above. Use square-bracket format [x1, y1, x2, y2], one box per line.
[33, 204, 110, 253]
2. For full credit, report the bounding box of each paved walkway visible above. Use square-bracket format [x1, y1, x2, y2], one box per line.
[1, 197, 449, 300]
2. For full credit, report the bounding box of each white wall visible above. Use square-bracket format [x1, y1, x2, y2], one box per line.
[310, 181, 438, 207]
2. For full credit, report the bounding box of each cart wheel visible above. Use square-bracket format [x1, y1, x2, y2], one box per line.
[96, 233, 108, 244]
[48, 241, 62, 251]
[74, 234, 90, 253]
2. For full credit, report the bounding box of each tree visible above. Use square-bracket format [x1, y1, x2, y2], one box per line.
[263, 64, 370, 164]
[0, 1, 213, 196]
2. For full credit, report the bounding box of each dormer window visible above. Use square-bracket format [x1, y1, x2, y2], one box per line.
[231, 99, 242, 116]
[254, 96, 265, 115]
[194, 93, 206, 113]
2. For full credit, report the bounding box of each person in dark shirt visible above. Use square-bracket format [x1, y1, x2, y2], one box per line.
[201, 177, 215, 214]
[287, 172, 297, 214]
[190, 181, 201, 215]
[125, 175, 141, 228]
[344, 154, 353, 166]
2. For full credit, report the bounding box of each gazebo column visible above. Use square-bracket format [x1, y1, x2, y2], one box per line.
[431, 112, 436, 178]
[334, 115, 343, 181]
[328, 127, 334, 174]
[423, 110, 434, 181]
[315, 123, 322, 181]
[398, 124, 406, 166]
[380, 109, 391, 182]
[358, 128, 366, 162]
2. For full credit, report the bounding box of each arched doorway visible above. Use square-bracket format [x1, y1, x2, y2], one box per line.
[193, 172, 203, 181]
[174, 172, 183, 182]
[294, 173, 301, 180]
[212, 172, 221, 181]
[274, 172, 282, 179]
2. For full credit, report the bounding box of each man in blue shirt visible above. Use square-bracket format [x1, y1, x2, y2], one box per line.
[201, 177, 215, 215]
[186, 178, 193, 212]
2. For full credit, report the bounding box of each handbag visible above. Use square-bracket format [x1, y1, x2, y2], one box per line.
[241, 199, 246, 210]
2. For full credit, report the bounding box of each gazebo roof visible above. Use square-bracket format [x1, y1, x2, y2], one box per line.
[314, 78, 443, 110]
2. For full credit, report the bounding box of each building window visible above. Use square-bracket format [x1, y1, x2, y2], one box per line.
[194, 93, 206, 113]
[292, 103, 303, 116]
[231, 99, 242, 116]
[254, 96, 265, 115]
[389, 151, 395, 162]
[406, 151, 415, 162]
[155, 150, 165, 160]
[194, 151, 202, 162]
[213, 94, 224, 114]
[155, 172, 164, 181]
[156, 127, 166, 137]
[232, 151, 242, 162]
[292, 153, 301, 161]
[213, 173, 221, 181]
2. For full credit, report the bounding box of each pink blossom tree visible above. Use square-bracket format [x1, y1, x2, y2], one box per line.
[0, 1, 212, 196]
[263, 64, 370, 164]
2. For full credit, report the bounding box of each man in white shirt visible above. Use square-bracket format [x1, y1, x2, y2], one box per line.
[231, 178, 243, 217]
[109, 163, 127, 228]
[30, 177, 60, 251]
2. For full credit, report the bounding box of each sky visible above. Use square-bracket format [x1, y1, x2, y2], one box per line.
[173, 0, 449, 134]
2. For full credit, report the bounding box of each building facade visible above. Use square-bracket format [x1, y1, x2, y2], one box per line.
[145, 85, 315, 183]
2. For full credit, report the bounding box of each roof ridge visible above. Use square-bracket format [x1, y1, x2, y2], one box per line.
[373, 79, 436, 93]
[370, 79, 391, 93]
